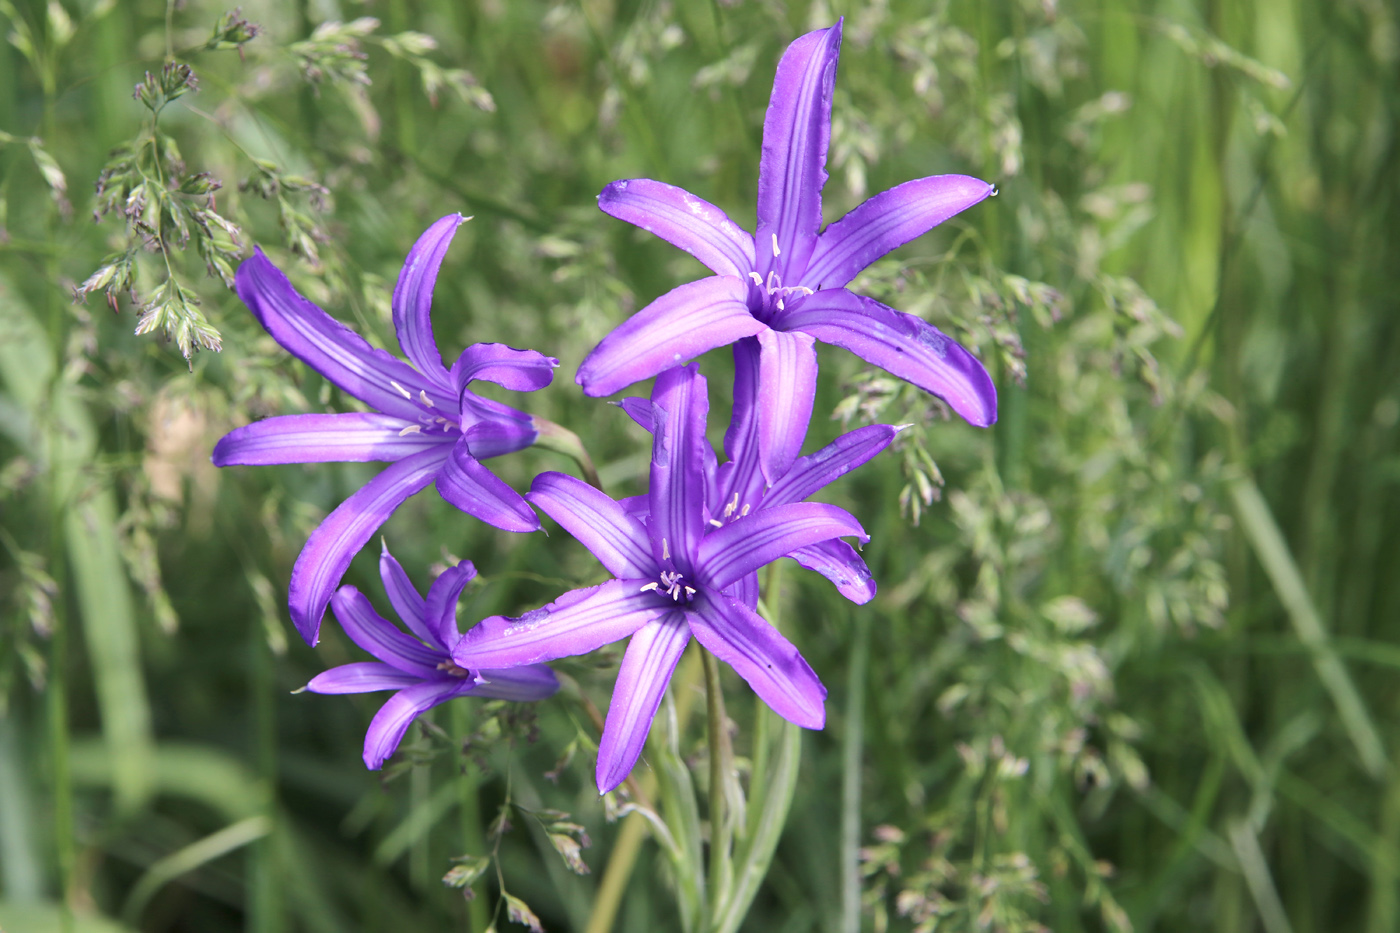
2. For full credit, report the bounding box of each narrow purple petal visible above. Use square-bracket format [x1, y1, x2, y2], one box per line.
[435, 438, 539, 532]
[527, 472, 654, 579]
[788, 540, 877, 604]
[424, 561, 478, 650]
[719, 339, 766, 513]
[363, 679, 470, 769]
[781, 289, 997, 427]
[305, 662, 423, 695]
[330, 587, 442, 675]
[576, 275, 763, 398]
[648, 365, 710, 574]
[598, 179, 757, 278]
[755, 21, 843, 281]
[379, 542, 434, 644]
[803, 175, 995, 290]
[763, 424, 899, 508]
[756, 328, 818, 484]
[392, 214, 464, 385]
[449, 343, 559, 397]
[614, 397, 657, 432]
[688, 587, 826, 728]
[462, 417, 538, 460]
[697, 502, 867, 591]
[453, 580, 667, 669]
[235, 250, 434, 421]
[596, 616, 691, 793]
[469, 665, 561, 702]
[212, 413, 446, 466]
[724, 571, 760, 610]
[289, 446, 449, 644]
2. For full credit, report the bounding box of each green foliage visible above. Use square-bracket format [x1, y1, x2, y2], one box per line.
[0, 0, 1396, 931]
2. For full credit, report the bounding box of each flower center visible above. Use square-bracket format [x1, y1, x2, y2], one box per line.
[388, 380, 463, 439]
[746, 270, 814, 323]
[436, 659, 470, 678]
[640, 570, 696, 603]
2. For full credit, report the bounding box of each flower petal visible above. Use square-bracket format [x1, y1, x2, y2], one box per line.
[688, 587, 826, 728]
[212, 413, 445, 466]
[460, 396, 538, 459]
[803, 175, 995, 289]
[289, 446, 449, 644]
[469, 665, 561, 702]
[305, 662, 423, 694]
[596, 616, 691, 793]
[614, 397, 657, 433]
[453, 580, 667, 669]
[363, 679, 470, 770]
[449, 343, 559, 397]
[756, 328, 818, 484]
[235, 249, 434, 421]
[718, 339, 767, 513]
[528, 472, 654, 579]
[392, 213, 464, 386]
[379, 541, 434, 644]
[648, 365, 710, 574]
[598, 179, 756, 278]
[435, 438, 539, 532]
[576, 275, 763, 398]
[697, 501, 867, 591]
[763, 424, 899, 508]
[424, 560, 477, 649]
[780, 289, 997, 427]
[787, 540, 876, 604]
[330, 586, 442, 675]
[755, 21, 844, 281]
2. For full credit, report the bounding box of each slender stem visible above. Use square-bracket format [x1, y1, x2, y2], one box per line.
[452, 703, 489, 932]
[703, 646, 733, 922]
[840, 612, 869, 933]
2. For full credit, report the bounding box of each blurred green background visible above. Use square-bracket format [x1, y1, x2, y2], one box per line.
[0, 0, 1396, 930]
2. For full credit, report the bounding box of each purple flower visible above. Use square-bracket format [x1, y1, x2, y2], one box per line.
[454, 364, 869, 794]
[305, 543, 559, 770]
[617, 339, 901, 606]
[212, 215, 558, 645]
[580, 20, 996, 483]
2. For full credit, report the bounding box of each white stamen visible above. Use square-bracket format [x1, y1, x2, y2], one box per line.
[419, 390, 432, 406]
[748, 271, 764, 286]
[740, 504, 750, 517]
[709, 519, 723, 528]
[723, 492, 739, 518]
[390, 380, 412, 399]
[398, 425, 422, 436]
[662, 538, 670, 560]
[771, 233, 781, 256]
[777, 298, 785, 311]
[640, 582, 660, 593]
[683, 586, 696, 598]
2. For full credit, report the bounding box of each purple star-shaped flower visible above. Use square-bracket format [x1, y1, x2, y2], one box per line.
[616, 339, 900, 607]
[305, 543, 559, 770]
[453, 364, 869, 794]
[580, 19, 996, 482]
[213, 215, 558, 645]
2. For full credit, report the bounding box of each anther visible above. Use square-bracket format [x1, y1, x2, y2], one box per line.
[398, 425, 423, 436]
[419, 390, 432, 406]
[640, 582, 660, 593]
[390, 380, 412, 399]
[740, 504, 750, 517]
[683, 586, 696, 598]
[748, 271, 764, 286]
[723, 492, 739, 518]
[771, 233, 781, 256]
[662, 538, 670, 560]
[709, 519, 723, 528]
[777, 298, 785, 311]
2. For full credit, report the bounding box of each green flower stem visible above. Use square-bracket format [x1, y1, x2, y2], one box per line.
[532, 416, 604, 491]
[703, 645, 734, 923]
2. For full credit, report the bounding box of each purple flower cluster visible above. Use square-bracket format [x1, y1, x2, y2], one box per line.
[214, 20, 995, 787]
